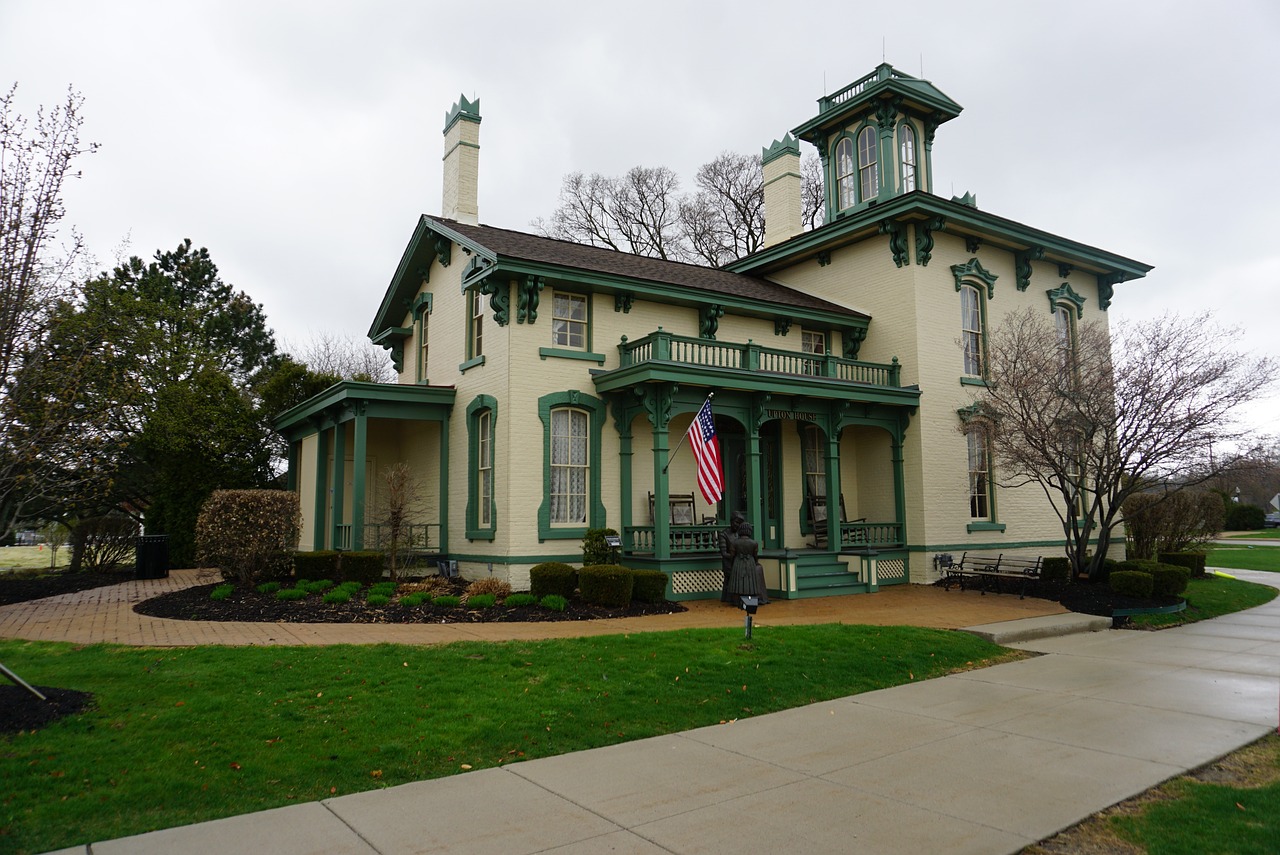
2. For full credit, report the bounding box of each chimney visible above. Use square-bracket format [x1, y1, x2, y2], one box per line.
[442, 94, 481, 224]
[761, 134, 801, 248]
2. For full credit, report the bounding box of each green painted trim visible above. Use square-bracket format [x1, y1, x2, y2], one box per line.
[458, 355, 485, 373]
[1046, 281, 1087, 319]
[1114, 601, 1186, 617]
[959, 376, 990, 387]
[441, 139, 480, 160]
[274, 380, 456, 436]
[330, 423, 346, 550]
[538, 391, 607, 541]
[911, 538, 1092, 552]
[466, 394, 498, 540]
[442, 94, 481, 134]
[539, 347, 606, 363]
[312, 431, 328, 550]
[966, 521, 1007, 533]
[951, 257, 998, 298]
[444, 552, 587, 565]
[761, 133, 800, 166]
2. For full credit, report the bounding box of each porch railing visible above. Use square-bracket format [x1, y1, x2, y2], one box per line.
[618, 329, 901, 387]
[334, 523, 441, 552]
[624, 520, 903, 555]
[836, 521, 904, 549]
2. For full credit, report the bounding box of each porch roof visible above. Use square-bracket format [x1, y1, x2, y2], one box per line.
[274, 380, 456, 441]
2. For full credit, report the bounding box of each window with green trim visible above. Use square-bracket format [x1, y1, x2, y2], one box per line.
[835, 137, 856, 210]
[960, 284, 986, 377]
[801, 329, 825, 376]
[550, 407, 589, 525]
[967, 428, 992, 520]
[552, 292, 587, 350]
[469, 289, 484, 360]
[465, 395, 497, 539]
[899, 124, 917, 192]
[416, 308, 430, 382]
[857, 126, 879, 201]
[1053, 303, 1075, 378]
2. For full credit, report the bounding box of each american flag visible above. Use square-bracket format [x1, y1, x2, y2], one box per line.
[686, 398, 724, 504]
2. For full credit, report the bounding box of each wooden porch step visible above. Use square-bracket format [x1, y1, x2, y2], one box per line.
[783, 554, 870, 599]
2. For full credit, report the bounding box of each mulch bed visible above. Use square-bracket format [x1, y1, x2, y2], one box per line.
[132, 579, 688, 624]
[933, 576, 1183, 624]
[0, 569, 135, 606]
[0, 684, 95, 735]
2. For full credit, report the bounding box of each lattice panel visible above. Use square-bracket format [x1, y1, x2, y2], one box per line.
[671, 569, 722, 595]
[877, 558, 907, 585]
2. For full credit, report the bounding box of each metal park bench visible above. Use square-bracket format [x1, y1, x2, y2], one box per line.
[942, 552, 1043, 599]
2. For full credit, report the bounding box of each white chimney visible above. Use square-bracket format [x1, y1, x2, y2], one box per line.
[442, 94, 481, 224]
[762, 134, 802, 248]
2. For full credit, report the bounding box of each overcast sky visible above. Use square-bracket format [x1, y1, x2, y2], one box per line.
[2, 0, 1278, 436]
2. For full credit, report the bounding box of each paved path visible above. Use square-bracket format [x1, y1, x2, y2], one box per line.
[23, 570, 1280, 855]
[0, 568, 1068, 647]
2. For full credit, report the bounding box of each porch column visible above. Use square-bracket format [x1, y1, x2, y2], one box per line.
[313, 428, 329, 550]
[286, 440, 300, 492]
[437, 416, 449, 553]
[824, 424, 842, 551]
[892, 430, 907, 547]
[617, 421, 634, 549]
[652, 428, 670, 560]
[331, 422, 346, 550]
[745, 425, 762, 541]
[351, 409, 368, 551]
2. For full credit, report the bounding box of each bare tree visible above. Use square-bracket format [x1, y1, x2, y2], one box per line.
[0, 84, 99, 539]
[535, 150, 826, 268]
[286, 330, 395, 384]
[370, 462, 427, 581]
[800, 153, 826, 230]
[972, 309, 1273, 580]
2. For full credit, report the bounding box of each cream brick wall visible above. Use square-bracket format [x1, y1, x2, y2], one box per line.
[442, 118, 480, 225]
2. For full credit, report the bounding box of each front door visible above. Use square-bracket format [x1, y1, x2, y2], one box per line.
[759, 422, 781, 549]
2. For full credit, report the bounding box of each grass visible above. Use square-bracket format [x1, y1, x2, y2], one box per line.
[1129, 574, 1278, 628]
[1221, 529, 1280, 540]
[0, 626, 1017, 853]
[0, 546, 69, 573]
[1206, 544, 1280, 573]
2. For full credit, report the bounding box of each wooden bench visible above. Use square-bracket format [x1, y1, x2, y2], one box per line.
[942, 553, 1042, 599]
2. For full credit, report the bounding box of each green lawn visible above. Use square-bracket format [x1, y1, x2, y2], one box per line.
[0, 546, 68, 573]
[1220, 529, 1280, 540]
[1130, 574, 1277, 628]
[0, 626, 1016, 854]
[1206, 544, 1280, 573]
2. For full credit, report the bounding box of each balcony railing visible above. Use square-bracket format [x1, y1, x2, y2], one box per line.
[334, 523, 441, 552]
[618, 329, 901, 387]
[819, 65, 911, 113]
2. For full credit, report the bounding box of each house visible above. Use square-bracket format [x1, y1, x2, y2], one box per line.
[275, 65, 1151, 599]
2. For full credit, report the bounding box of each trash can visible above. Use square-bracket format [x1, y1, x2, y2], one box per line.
[136, 535, 170, 579]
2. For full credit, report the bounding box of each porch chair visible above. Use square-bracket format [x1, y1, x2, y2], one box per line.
[648, 491, 699, 526]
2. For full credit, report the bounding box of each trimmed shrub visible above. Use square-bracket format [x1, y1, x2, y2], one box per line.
[530, 562, 577, 599]
[582, 527, 620, 566]
[432, 595, 461, 607]
[631, 569, 669, 602]
[1109, 570, 1153, 598]
[398, 593, 427, 607]
[540, 594, 568, 612]
[467, 593, 496, 608]
[337, 580, 364, 595]
[465, 578, 512, 599]
[302, 578, 334, 594]
[1039, 557, 1070, 583]
[196, 490, 301, 586]
[1150, 564, 1191, 597]
[340, 551, 385, 585]
[369, 581, 397, 597]
[1160, 551, 1207, 579]
[1224, 503, 1266, 531]
[504, 593, 537, 607]
[366, 593, 390, 607]
[1124, 490, 1224, 558]
[293, 551, 340, 582]
[275, 588, 308, 601]
[256, 581, 282, 595]
[210, 584, 234, 601]
[579, 564, 635, 608]
[322, 589, 351, 604]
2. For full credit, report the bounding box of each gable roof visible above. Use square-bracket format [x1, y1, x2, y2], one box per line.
[369, 216, 868, 340]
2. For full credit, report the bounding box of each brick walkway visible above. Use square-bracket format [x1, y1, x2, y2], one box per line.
[0, 569, 1068, 647]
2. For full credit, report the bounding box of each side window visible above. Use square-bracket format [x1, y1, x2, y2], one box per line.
[835, 137, 856, 210]
[899, 124, 917, 193]
[552, 292, 587, 350]
[466, 395, 497, 538]
[967, 428, 991, 520]
[470, 289, 484, 359]
[549, 407, 589, 525]
[1053, 304, 1075, 375]
[416, 307, 430, 382]
[857, 126, 879, 202]
[960, 284, 985, 377]
[477, 410, 493, 526]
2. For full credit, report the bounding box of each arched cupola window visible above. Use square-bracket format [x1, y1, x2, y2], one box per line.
[835, 137, 856, 210]
[857, 126, 879, 201]
[899, 124, 917, 192]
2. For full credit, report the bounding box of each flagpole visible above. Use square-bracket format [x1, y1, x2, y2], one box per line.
[662, 392, 713, 474]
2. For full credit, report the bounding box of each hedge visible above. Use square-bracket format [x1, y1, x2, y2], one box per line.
[1040, 557, 1070, 583]
[1109, 570, 1154, 598]
[530, 562, 577, 599]
[293, 551, 340, 581]
[1150, 564, 1190, 598]
[1159, 551, 1206, 579]
[340, 551, 385, 585]
[631, 569, 669, 603]
[578, 564, 635, 608]
[195, 490, 301, 585]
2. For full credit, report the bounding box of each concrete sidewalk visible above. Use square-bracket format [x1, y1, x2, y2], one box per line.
[38, 570, 1280, 855]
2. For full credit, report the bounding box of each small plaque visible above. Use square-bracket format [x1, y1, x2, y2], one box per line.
[604, 535, 622, 548]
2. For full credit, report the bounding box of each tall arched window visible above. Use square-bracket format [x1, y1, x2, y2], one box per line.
[899, 124, 917, 192]
[550, 407, 589, 525]
[857, 126, 879, 201]
[1053, 304, 1075, 379]
[960, 284, 985, 377]
[835, 137, 856, 210]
